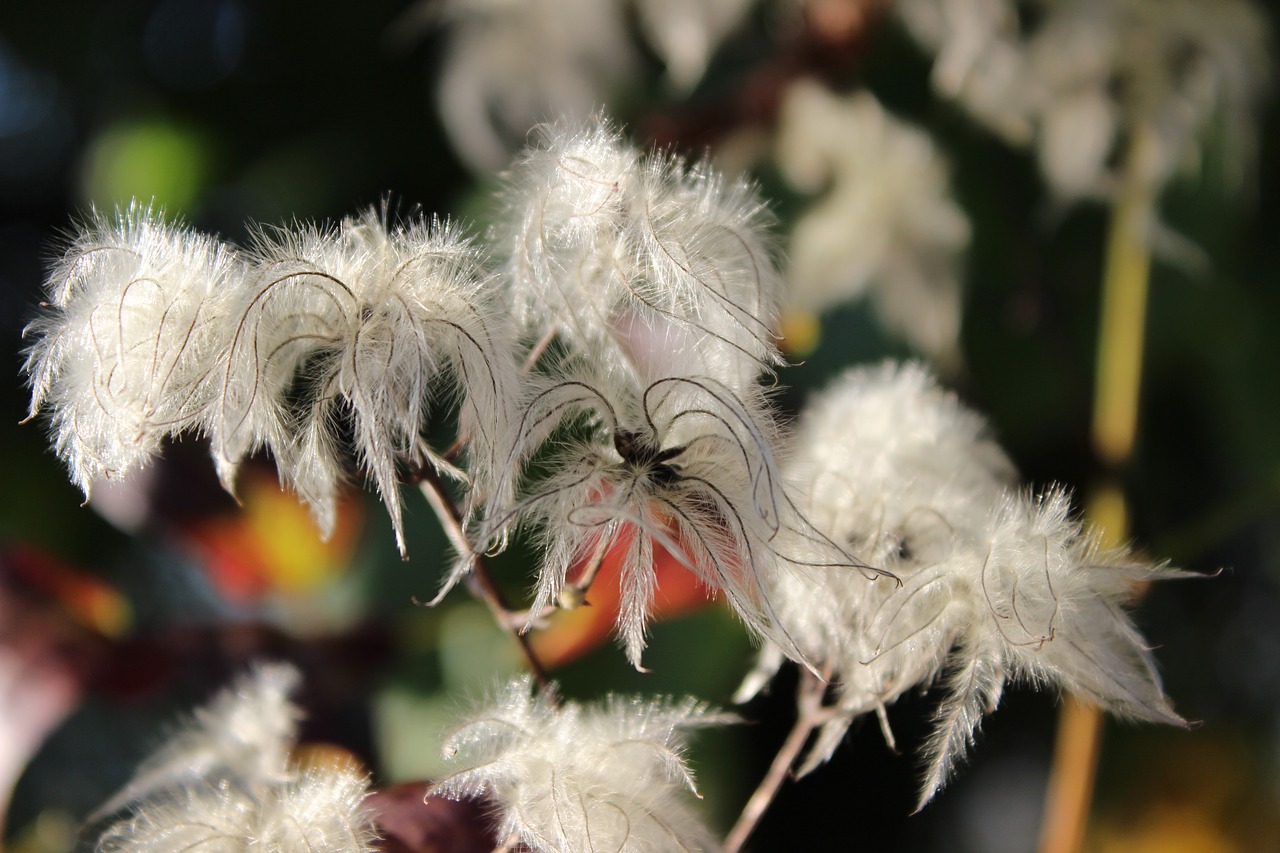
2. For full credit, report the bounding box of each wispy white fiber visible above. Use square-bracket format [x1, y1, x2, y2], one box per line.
[744, 362, 1182, 806]
[22, 201, 242, 497]
[499, 118, 784, 394]
[214, 209, 517, 554]
[432, 675, 729, 853]
[96, 781, 259, 853]
[94, 663, 377, 853]
[253, 764, 380, 853]
[776, 82, 971, 362]
[739, 360, 1014, 725]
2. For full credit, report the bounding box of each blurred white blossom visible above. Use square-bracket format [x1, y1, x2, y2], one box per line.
[899, 0, 1270, 202]
[433, 0, 638, 172]
[432, 675, 730, 853]
[776, 82, 971, 362]
[430, 0, 758, 171]
[896, 0, 1032, 143]
[93, 663, 377, 853]
[23, 202, 242, 497]
[635, 0, 754, 90]
[742, 362, 1183, 805]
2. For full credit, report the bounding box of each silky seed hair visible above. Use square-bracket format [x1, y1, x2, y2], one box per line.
[439, 359, 883, 670]
[497, 118, 785, 393]
[23, 201, 243, 497]
[213, 208, 518, 554]
[742, 362, 1182, 806]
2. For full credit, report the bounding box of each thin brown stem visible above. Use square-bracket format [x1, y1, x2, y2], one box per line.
[413, 462, 553, 693]
[723, 668, 832, 853]
[558, 532, 612, 609]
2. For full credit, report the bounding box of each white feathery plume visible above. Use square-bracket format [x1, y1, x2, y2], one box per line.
[213, 209, 517, 555]
[776, 82, 971, 362]
[440, 361, 875, 669]
[499, 118, 785, 393]
[22, 200, 242, 497]
[742, 362, 1182, 806]
[913, 487, 1185, 806]
[93, 663, 377, 853]
[432, 675, 730, 853]
[427, 0, 750, 171]
[738, 361, 1014, 718]
[92, 662, 302, 821]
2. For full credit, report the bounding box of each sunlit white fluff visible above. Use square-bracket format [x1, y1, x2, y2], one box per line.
[441, 362, 869, 669]
[94, 663, 377, 853]
[432, 676, 729, 853]
[499, 119, 784, 393]
[213, 210, 517, 555]
[776, 83, 971, 362]
[898, 0, 1270, 201]
[22, 201, 241, 497]
[96, 782, 258, 853]
[900, 488, 1183, 802]
[252, 764, 379, 853]
[743, 362, 1182, 806]
[738, 361, 1014, 734]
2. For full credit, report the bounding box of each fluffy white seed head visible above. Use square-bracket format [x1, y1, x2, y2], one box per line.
[744, 362, 1181, 806]
[96, 781, 260, 853]
[741, 362, 1014, 724]
[499, 118, 784, 394]
[980, 487, 1181, 723]
[213, 210, 517, 554]
[445, 362, 871, 669]
[777, 83, 971, 362]
[253, 763, 380, 853]
[92, 662, 302, 820]
[786, 361, 1015, 564]
[94, 663, 376, 853]
[432, 676, 729, 853]
[23, 201, 242, 497]
[909, 487, 1184, 805]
